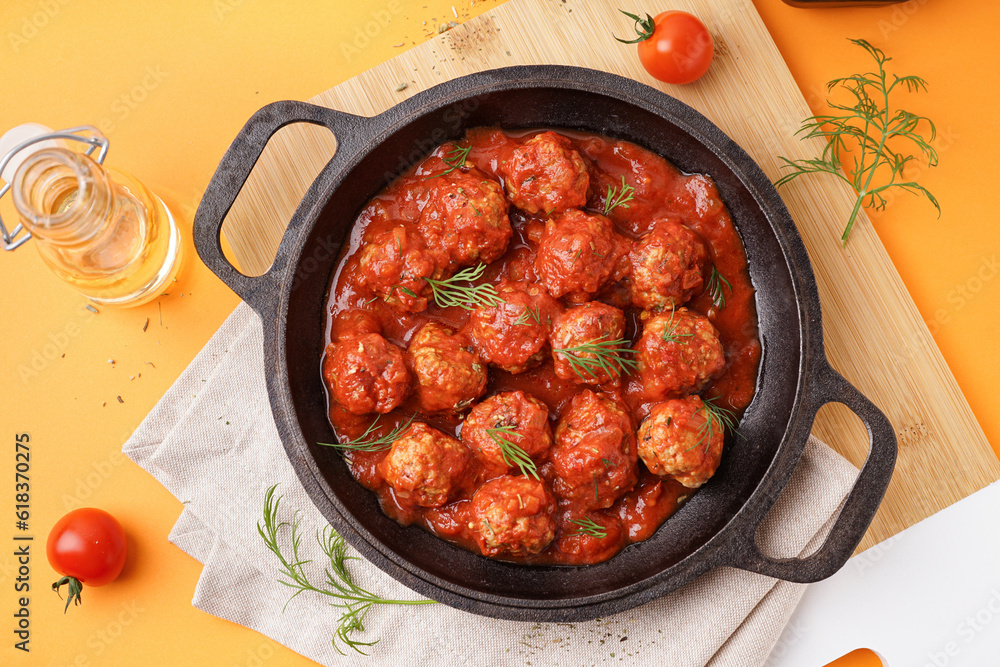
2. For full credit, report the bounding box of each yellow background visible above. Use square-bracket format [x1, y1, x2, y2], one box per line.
[0, 1, 993, 665]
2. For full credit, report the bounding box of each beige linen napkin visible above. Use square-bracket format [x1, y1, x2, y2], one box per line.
[123, 303, 858, 667]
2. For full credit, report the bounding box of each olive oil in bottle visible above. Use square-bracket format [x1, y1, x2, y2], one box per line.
[6, 129, 181, 306]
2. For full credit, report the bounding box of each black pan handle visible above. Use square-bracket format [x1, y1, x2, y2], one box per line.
[193, 100, 366, 312]
[727, 359, 897, 582]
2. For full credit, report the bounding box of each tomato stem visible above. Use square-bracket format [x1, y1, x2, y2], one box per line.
[614, 10, 656, 44]
[52, 576, 83, 614]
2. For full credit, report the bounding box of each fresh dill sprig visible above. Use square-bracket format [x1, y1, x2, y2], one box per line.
[604, 175, 636, 215]
[425, 144, 472, 179]
[685, 396, 740, 455]
[317, 415, 414, 453]
[569, 517, 608, 539]
[456, 187, 482, 216]
[425, 263, 506, 310]
[775, 38, 940, 245]
[486, 425, 540, 479]
[554, 337, 638, 380]
[513, 304, 542, 327]
[570, 516, 608, 540]
[660, 309, 694, 344]
[258, 485, 436, 655]
[705, 266, 732, 309]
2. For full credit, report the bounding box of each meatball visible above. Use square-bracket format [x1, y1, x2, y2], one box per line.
[556, 512, 623, 564]
[637, 396, 724, 489]
[550, 302, 629, 385]
[586, 141, 725, 226]
[469, 475, 557, 557]
[636, 308, 726, 400]
[551, 390, 638, 510]
[406, 321, 487, 413]
[462, 391, 553, 471]
[322, 333, 410, 415]
[356, 225, 440, 312]
[465, 282, 561, 374]
[418, 167, 512, 270]
[501, 131, 590, 216]
[629, 219, 708, 310]
[379, 422, 471, 508]
[534, 209, 630, 300]
[329, 309, 381, 342]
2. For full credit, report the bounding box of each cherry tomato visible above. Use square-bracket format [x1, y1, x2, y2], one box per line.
[47, 508, 127, 612]
[616, 10, 714, 85]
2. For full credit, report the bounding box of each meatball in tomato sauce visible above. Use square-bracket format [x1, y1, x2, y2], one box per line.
[551, 391, 638, 511]
[636, 308, 726, 400]
[323, 126, 761, 567]
[418, 166, 512, 271]
[534, 209, 630, 301]
[469, 475, 557, 557]
[356, 225, 440, 312]
[500, 131, 589, 216]
[629, 219, 708, 311]
[637, 396, 724, 489]
[556, 512, 623, 565]
[379, 422, 471, 508]
[462, 391, 553, 472]
[323, 333, 410, 415]
[406, 321, 487, 413]
[551, 302, 628, 385]
[329, 309, 382, 342]
[465, 282, 561, 374]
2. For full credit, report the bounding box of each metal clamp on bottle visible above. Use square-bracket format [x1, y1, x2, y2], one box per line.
[0, 123, 181, 306]
[0, 125, 109, 251]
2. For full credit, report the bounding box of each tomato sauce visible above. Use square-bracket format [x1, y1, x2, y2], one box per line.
[322, 127, 761, 565]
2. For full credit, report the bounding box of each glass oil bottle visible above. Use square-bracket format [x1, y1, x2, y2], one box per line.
[0, 126, 182, 306]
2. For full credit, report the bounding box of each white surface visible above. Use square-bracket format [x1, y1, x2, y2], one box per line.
[0, 122, 58, 183]
[768, 480, 1000, 666]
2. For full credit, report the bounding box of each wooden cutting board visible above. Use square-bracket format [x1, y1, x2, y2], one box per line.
[219, 0, 999, 552]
